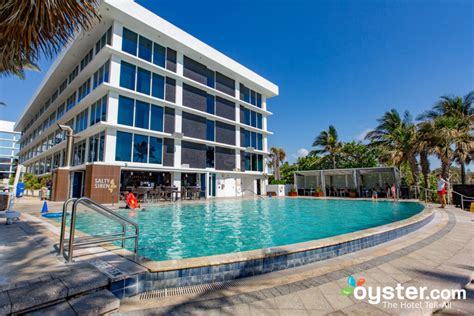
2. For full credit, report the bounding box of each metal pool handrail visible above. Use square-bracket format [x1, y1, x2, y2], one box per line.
[421, 187, 474, 208]
[60, 197, 139, 263]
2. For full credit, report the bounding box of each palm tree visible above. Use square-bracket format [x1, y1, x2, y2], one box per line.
[416, 124, 433, 188]
[0, 0, 100, 77]
[365, 109, 420, 192]
[418, 92, 474, 184]
[311, 125, 341, 169]
[269, 147, 286, 181]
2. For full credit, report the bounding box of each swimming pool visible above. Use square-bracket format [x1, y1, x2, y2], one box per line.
[60, 198, 424, 262]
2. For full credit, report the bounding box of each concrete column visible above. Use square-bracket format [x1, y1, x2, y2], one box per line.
[104, 128, 116, 163]
[109, 55, 122, 87]
[173, 172, 181, 190]
[107, 92, 119, 125]
[176, 51, 184, 76]
[174, 79, 183, 168]
[111, 20, 123, 50]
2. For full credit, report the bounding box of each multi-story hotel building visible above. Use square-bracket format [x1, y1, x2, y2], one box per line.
[0, 120, 20, 184]
[14, 0, 278, 202]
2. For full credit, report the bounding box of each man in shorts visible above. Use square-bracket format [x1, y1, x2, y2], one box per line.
[436, 174, 449, 208]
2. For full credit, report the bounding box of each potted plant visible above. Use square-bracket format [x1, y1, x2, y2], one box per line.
[313, 186, 324, 197]
[288, 187, 298, 197]
[349, 188, 357, 198]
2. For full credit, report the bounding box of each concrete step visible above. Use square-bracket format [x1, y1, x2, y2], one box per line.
[25, 289, 120, 315]
[68, 289, 120, 315]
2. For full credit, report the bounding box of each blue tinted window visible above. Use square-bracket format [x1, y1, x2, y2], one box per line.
[257, 154, 263, 171]
[251, 132, 257, 148]
[133, 134, 148, 162]
[207, 95, 215, 114]
[138, 36, 152, 62]
[151, 73, 164, 99]
[257, 133, 263, 150]
[206, 120, 215, 141]
[256, 93, 262, 108]
[150, 105, 163, 131]
[136, 67, 151, 94]
[149, 137, 163, 164]
[122, 28, 137, 55]
[120, 61, 136, 90]
[118, 96, 134, 126]
[206, 146, 215, 168]
[153, 43, 166, 68]
[250, 111, 257, 127]
[244, 152, 251, 170]
[242, 107, 250, 125]
[244, 130, 250, 147]
[135, 100, 149, 129]
[251, 153, 258, 171]
[115, 131, 132, 161]
[250, 90, 256, 105]
[257, 113, 262, 129]
[207, 70, 215, 88]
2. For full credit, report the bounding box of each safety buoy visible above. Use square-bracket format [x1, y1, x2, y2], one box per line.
[126, 193, 140, 209]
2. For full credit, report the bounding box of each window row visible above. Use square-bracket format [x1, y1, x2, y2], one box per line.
[120, 61, 176, 102]
[22, 29, 112, 136]
[122, 27, 176, 72]
[183, 56, 235, 97]
[20, 94, 108, 154]
[241, 129, 263, 150]
[240, 83, 262, 108]
[20, 61, 110, 149]
[182, 83, 236, 121]
[115, 131, 163, 164]
[241, 152, 263, 172]
[118, 95, 164, 132]
[95, 27, 112, 55]
[26, 151, 65, 175]
[240, 106, 263, 129]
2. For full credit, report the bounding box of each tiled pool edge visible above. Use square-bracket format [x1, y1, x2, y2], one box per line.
[110, 207, 434, 299]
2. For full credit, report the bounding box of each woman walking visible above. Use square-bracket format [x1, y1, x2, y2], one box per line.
[436, 174, 449, 208]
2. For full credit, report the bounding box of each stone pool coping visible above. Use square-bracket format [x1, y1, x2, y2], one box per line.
[135, 202, 433, 272]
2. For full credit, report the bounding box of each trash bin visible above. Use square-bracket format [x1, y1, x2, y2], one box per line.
[16, 182, 25, 198]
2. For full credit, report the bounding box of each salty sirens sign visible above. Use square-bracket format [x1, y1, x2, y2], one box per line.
[94, 178, 117, 193]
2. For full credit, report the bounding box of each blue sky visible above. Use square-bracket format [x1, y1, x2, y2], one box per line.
[0, 0, 472, 166]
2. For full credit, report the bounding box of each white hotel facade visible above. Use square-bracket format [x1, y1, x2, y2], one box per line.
[15, 0, 278, 202]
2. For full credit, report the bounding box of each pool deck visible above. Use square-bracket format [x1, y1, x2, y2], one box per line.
[1, 197, 473, 315]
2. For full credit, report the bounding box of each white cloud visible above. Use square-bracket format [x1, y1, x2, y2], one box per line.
[356, 128, 372, 141]
[293, 148, 309, 159]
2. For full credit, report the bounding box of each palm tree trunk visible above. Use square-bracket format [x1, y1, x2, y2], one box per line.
[419, 150, 430, 188]
[332, 155, 336, 169]
[440, 155, 451, 181]
[460, 160, 466, 184]
[408, 154, 420, 195]
[273, 157, 280, 181]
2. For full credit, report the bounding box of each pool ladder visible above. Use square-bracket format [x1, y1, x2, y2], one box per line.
[58, 197, 139, 263]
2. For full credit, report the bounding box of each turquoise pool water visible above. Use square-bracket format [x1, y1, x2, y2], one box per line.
[59, 199, 423, 261]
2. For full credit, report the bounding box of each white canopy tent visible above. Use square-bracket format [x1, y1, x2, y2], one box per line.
[294, 167, 401, 197]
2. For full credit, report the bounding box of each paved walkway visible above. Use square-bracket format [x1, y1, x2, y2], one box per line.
[117, 207, 474, 315]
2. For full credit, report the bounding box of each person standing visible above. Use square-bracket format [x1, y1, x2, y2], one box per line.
[391, 183, 397, 201]
[436, 174, 449, 208]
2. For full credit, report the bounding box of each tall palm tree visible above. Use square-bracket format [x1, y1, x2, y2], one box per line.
[269, 147, 286, 181]
[418, 92, 474, 184]
[0, 0, 100, 77]
[311, 125, 341, 169]
[366, 109, 420, 191]
[416, 124, 433, 188]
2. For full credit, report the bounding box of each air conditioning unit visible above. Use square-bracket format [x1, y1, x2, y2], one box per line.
[173, 132, 184, 139]
[181, 164, 190, 168]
